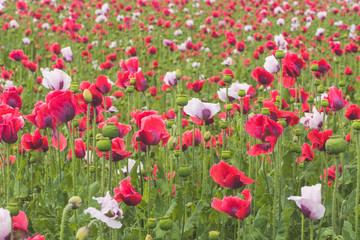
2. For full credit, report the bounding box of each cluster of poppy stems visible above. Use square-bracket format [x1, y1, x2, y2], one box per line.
[0, 0, 360, 239]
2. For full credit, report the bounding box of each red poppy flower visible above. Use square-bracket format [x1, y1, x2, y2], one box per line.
[136, 115, 170, 146]
[326, 86, 349, 112]
[307, 129, 332, 152]
[9, 50, 25, 61]
[51, 43, 61, 54]
[24, 101, 57, 129]
[210, 161, 257, 189]
[311, 59, 331, 76]
[345, 104, 360, 120]
[114, 177, 142, 206]
[51, 129, 67, 151]
[344, 67, 353, 75]
[211, 189, 252, 220]
[46, 90, 83, 123]
[21, 128, 48, 152]
[79, 82, 103, 107]
[13, 211, 28, 239]
[182, 129, 203, 147]
[67, 138, 86, 160]
[282, 53, 306, 87]
[0, 113, 24, 144]
[1, 87, 22, 109]
[251, 67, 274, 87]
[95, 75, 112, 94]
[186, 80, 206, 93]
[147, 46, 157, 54]
[132, 110, 158, 128]
[297, 143, 314, 163]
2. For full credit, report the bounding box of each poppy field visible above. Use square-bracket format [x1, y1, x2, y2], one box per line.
[1, 0, 360, 239]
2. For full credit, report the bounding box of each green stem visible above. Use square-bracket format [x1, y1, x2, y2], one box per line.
[86, 104, 91, 207]
[6, 144, 10, 203]
[301, 215, 304, 240]
[273, 152, 278, 240]
[60, 204, 73, 240]
[109, 150, 112, 192]
[332, 155, 339, 234]
[356, 133, 360, 239]
[102, 155, 106, 195]
[147, 148, 151, 218]
[66, 123, 77, 195]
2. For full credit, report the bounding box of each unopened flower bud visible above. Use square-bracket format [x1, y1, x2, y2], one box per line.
[275, 50, 285, 59]
[311, 64, 319, 71]
[76, 226, 90, 240]
[6, 203, 19, 217]
[175, 69, 182, 80]
[68, 196, 82, 209]
[238, 89, 246, 97]
[145, 234, 154, 240]
[96, 138, 112, 151]
[325, 136, 347, 154]
[166, 88, 171, 93]
[83, 89, 93, 104]
[204, 131, 211, 142]
[102, 123, 118, 139]
[339, 79, 346, 87]
[167, 136, 177, 150]
[293, 136, 298, 142]
[261, 108, 270, 116]
[165, 120, 175, 128]
[38, 86, 44, 93]
[278, 119, 287, 128]
[352, 120, 360, 131]
[159, 216, 172, 231]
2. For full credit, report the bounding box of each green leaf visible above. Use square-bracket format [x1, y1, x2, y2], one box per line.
[276, 207, 294, 240]
[342, 221, 355, 240]
[184, 200, 205, 236]
[253, 204, 270, 230]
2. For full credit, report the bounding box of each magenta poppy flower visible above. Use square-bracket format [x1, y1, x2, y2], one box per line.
[282, 53, 306, 78]
[345, 104, 360, 120]
[95, 75, 112, 94]
[307, 129, 332, 152]
[137, 115, 170, 147]
[46, 90, 83, 123]
[9, 50, 25, 61]
[21, 128, 47, 151]
[297, 143, 315, 163]
[251, 67, 274, 87]
[0, 113, 24, 144]
[326, 86, 349, 112]
[1, 86, 22, 109]
[67, 138, 86, 160]
[114, 177, 142, 206]
[182, 129, 203, 147]
[24, 101, 57, 129]
[210, 161, 257, 189]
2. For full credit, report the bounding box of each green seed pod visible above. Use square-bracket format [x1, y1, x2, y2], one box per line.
[159, 216, 172, 231]
[165, 120, 175, 128]
[38, 86, 44, 93]
[223, 74, 232, 84]
[70, 83, 79, 92]
[289, 145, 301, 153]
[166, 88, 172, 93]
[76, 226, 90, 240]
[317, 86, 325, 94]
[311, 64, 319, 71]
[276, 96, 281, 103]
[146, 218, 157, 229]
[102, 123, 119, 139]
[89, 166, 96, 173]
[222, 151, 231, 159]
[257, 97, 264, 104]
[68, 196, 83, 209]
[334, 57, 340, 63]
[73, 120, 80, 128]
[314, 79, 321, 86]
[96, 138, 112, 151]
[176, 95, 188, 106]
[174, 150, 180, 157]
[238, 89, 246, 97]
[126, 86, 134, 93]
[294, 129, 302, 136]
[220, 121, 228, 129]
[209, 231, 220, 240]
[6, 203, 19, 217]
[175, 69, 182, 80]
[204, 131, 211, 142]
[83, 89, 93, 104]
[261, 108, 270, 116]
[352, 120, 360, 131]
[225, 104, 233, 111]
[275, 50, 285, 59]
[278, 119, 287, 128]
[325, 136, 347, 154]
[307, 96, 314, 104]
[339, 79, 346, 87]
[130, 78, 136, 85]
[321, 99, 329, 108]
[178, 165, 191, 178]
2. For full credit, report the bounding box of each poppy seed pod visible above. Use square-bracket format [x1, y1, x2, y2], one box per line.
[278, 119, 287, 128]
[275, 50, 285, 59]
[159, 216, 172, 231]
[96, 138, 112, 151]
[294, 129, 302, 136]
[325, 136, 347, 154]
[68, 196, 82, 209]
[125, 86, 134, 93]
[76, 226, 90, 240]
[146, 218, 157, 229]
[6, 203, 19, 217]
[339, 79, 346, 87]
[209, 231, 220, 240]
[311, 64, 319, 71]
[276, 96, 281, 102]
[223, 74, 232, 83]
[225, 104, 233, 111]
[176, 94, 188, 106]
[221, 151, 231, 159]
[220, 121, 228, 129]
[257, 97, 263, 104]
[261, 108, 270, 116]
[102, 123, 118, 139]
[83, 89, 93, 104]
[314, 79, 321, 86]
[308, 96, 314, 104]
[321, 99, 329, 107]
[174, 150, 180, 157]
[178, 165, 191, 178]
[89, 166, 96, 173]
[317, 86, 325, 94]
[130, 78, 136, 85]
[238, 89, 246, 97]
[290, 145, 301, 153]
[352, 120, 360, 131]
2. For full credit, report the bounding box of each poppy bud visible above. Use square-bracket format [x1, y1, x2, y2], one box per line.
[145, 235, 154, 240]
[126, 86, 134, 93]
[209, 231, 220, 240]
[73, 120, 80, 128]
[102, 123, 118, 139]
[352, 120, 360, 131]
[317, 86, 324, 93]
[38, 86, 44, 93]
[293, 136, 298, 142]
[70, 83, 79, 92]
[83, 89, 93, 104]
[278, 119, 287, 128]
[339, 79, 346, 87]
[257, 97, 263, 104]
[314, 80, 321, 86]
[68, 196, 82, 209]
[176, 94, 188, 106]
[204, 131, 211, 142]
[261, 108, 270, 116]
[130, 78, 136, 85]
[238, 89, 246, 97]
[76, 226, 90, 240]
[225, 104, 233, 111]
[159, 216, 172, 231]
[307, 97, 314, 104]
[96, 138, 112, 151]
[321, 99, 329, 107]
[141, 168, 146, 176]
[311, 64, 319, 71]
[325, 136, 347, 154]
[146, 218, 157, 229]
[178, 165, 191, 178]
[165, 120, 175, 128]
[6, 203, 19, 217]
[175, 69, 182, 80]
[275, 50, 285, 59]
[334, 58, 340, 63]
[220, 121, 227, 129]
[221, 151, 231, 159]
[223, 74, 232, 83]
[167, 136, 177, 150]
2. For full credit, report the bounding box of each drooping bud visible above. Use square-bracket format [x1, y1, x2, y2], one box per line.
[68, 196, 83, 209]
[204, 131, 211, 142]
[76, 226, 90, 240]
